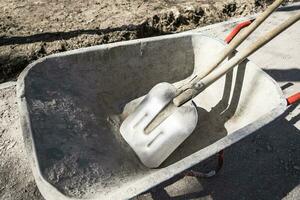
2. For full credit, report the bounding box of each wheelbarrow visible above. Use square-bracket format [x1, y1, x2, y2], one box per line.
[17, 21, 299, 199]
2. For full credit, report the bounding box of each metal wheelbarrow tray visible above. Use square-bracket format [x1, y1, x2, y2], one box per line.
[17, 32, 287, 200]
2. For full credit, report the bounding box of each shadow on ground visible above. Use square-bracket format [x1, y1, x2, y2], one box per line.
[264, 68, 300, 82]
[196, 104, 300, 200]
[0, 22, 168, 46]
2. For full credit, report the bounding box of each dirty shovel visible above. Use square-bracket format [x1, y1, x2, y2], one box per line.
[120, 14, 300, 168]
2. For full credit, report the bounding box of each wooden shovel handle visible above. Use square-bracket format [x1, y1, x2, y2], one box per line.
[174, 13, 300, 106]
[177, 0, 285, 94]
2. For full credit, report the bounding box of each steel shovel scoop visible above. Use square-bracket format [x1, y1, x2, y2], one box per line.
[120, 83, 198, 168]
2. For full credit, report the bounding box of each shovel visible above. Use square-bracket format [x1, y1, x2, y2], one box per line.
[120, 11, 300, 168]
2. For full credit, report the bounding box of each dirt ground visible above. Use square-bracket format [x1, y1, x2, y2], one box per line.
[0, 83, 43, 199]
[0, 0, 299, 200]
[1, 0, 296, 83]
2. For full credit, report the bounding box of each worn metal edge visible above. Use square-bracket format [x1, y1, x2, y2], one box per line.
[0, 81, 16, 90]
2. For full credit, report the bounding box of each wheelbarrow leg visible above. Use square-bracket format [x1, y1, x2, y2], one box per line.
[183, 150, 224, 178]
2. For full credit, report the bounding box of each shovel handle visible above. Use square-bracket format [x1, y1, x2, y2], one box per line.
[174, 13, 300, 106]
[182, 0, 285, 87]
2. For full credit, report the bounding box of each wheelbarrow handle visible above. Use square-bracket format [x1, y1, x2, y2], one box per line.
[174, 13, 300, 106]
[225, 20, 254, 44]
[287, 92, 300, 105]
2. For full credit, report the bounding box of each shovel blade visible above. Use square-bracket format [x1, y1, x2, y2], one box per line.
[120, 82, 198, 168]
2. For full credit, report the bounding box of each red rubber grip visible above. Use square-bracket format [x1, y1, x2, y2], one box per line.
[225, 20, 253, 44]
[287, 92, 300, 105]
